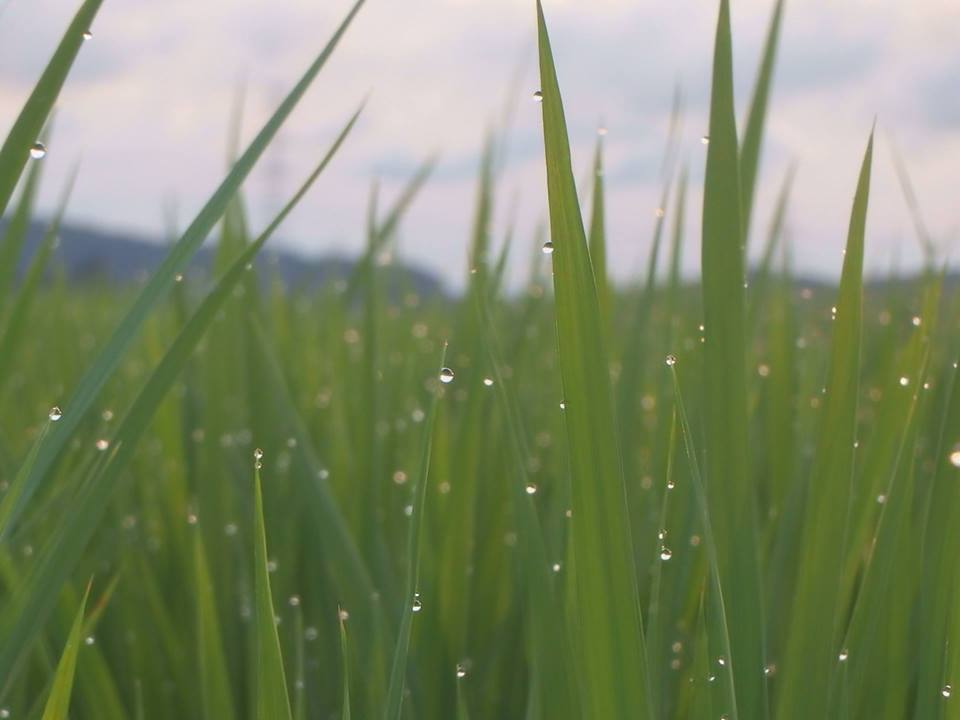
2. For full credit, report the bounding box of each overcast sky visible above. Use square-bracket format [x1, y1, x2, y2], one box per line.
[0, 0, 957, 290]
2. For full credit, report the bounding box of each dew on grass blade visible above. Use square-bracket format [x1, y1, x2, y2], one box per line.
[29, 142, 47, 159]
[943, 684, 952, 698]
[412, 592, 422, 613]
[49, 406, 62, 421]
[82, 29, 93, 40]
[665, 354, 677, 367]
[949, 446, 960, 467]
[542, 240, 554, 255]
[838, 649, 849, 662]
[456, 663, 467, 678]
[482, 377, 494, 387]
[95, 438, 109, 451]
[439, 367, 455, 384]
[659, 547, 673, 561]
[525, 483, 538, 495]
[532, 90, 543, 102]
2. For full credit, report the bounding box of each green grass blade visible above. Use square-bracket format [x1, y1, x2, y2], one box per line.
[383, 345, 447, 720]
[747, 164, 795, 330]
[0, 0, 367, 540]
[253, 459, 293, 720]
[0, 0, 101, 219]
[39, 581, 91, 720]
[775, 130, 873, 720]
[536, 2, 651, 717]
[340, 612, 352, 720]
[669, 361, 739, 719]
[701, 1, 765, 715]
[194, 531, 237, 719]
[739, 0, 785, 246]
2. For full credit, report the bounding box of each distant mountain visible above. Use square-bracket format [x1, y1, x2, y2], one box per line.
[11, 220, 447, 297]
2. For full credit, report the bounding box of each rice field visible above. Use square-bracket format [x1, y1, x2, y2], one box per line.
[0, 0, 957, 718]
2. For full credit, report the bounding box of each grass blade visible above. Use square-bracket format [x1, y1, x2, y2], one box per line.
[739, 0, 785, 246]
[383, 345, 447, 720]
[0, 0, 102, 219]
[253, 459, 293, 720]
[775, 130, 873, 719]
[39, 580, 91, 720]
[536, 2, 651, 717]
[701, 1, 765, 715]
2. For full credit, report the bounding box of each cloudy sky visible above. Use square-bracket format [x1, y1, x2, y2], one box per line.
[0, 0, 957, 290]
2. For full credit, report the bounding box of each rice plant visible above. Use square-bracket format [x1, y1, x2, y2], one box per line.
[0, 0, 955, 718]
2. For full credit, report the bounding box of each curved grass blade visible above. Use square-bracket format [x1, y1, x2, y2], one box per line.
[253, 459, 293, 720]
[383, 345, 447, 720]
[740, 0, 785, 247]
[536, 2, 650, 716]
[0, 0, 102, 219]
[701, 1, 765, 715]
[0, 0, 367, 541]
[775, 130, 873, 720]
[39, 580, 91, 720]
[0, 110, 362, 681]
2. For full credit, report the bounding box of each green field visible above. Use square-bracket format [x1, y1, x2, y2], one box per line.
[0, 0, 957, 718]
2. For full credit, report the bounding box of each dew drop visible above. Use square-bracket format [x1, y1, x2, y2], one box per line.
[82, 29, 93, 40]
[456, 663, 467, 678]
[949, 447, 960, 467]
[876, 494, 886, 504]
[254, 448, 264, 461]
[95, 438, 109, 451]
[666, 479, 675, 490]
[412, 592, 422, 613]
[838, 648, 849, 662]
[84, 635, 95, 646]
[552, 562, 561, 572]
[338, 607, 350, 621]
[403, 504, 413, 517]
[943, 684, 952, 698]
[899, 376, 910, 387]
[525, 483, 538, 495]
[665, 354, 677, 367]
[439, 367, 455, 384]
[49, 406, 63, 422]
[717, 656, 726, 666]
[701, 135, 710, 145]
[29, 142, 46, 159]
[532, 90, 543, 102]
[763, 663, 776, 677]
[912, 315, 922, 327]
[660, 546, 673, 561]
[559, 400, 566, 410]
[542, 240, 554, 255]
[483, 377, 494, 387]
[655, 207, 665, 218]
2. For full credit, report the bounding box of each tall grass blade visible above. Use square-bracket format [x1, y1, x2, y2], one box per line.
[775, 130, 873, 719]
[535, 2, 651, 717]
[0, 0, 102, 218]
[701, 0, 764, 714]
[383, 345, 447, 720]
[253, 461, 293, 720]
[740, 0, 785, 246]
